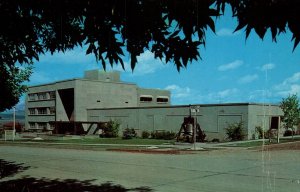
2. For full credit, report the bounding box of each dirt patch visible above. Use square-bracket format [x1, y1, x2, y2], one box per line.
[261, 141, 300, 151]
[107, 148, 198, 155]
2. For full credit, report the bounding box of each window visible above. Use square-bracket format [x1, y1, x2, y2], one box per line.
[140, 95, 153, 102]
[29, 122, 35, 129]
[157, 97, 169, 103]
[37, 123, 46, 129]
[28, 94, 36, 101]
[49, 91, 56, 99]
[30, 92, 55, 101]
[37, 108, 47, 115]
[49, 107, 55, 114]
[49, 123, 55, 130]
[38, 92, 47, 100]
[29, 108, 36, 115]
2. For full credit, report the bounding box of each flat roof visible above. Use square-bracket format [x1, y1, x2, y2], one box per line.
[28, 77, 137, 88]
[87, 102, 280, 110]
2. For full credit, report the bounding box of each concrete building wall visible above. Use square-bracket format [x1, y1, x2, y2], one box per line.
[137, 88, 171, 107]
[87, 103, 283, 141]
[25, 70, 283, 140]
[74, 79, 139, 123]
[84, 70, 121, 82]
[25, 70, 170, 132]
[55, 90, 70, 122]
[25, 80, 76, 131]
[248, 104, 284, 138]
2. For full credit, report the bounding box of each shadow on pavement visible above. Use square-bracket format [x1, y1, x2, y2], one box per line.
[0, 159, 153, 192]
[0, 177, 153, 192]
[0, 159, 30, 179]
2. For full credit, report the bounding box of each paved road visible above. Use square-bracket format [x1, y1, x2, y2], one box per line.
[0, 145, 299, 192]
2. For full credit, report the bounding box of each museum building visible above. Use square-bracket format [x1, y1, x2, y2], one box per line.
[25, 70, 283, 140]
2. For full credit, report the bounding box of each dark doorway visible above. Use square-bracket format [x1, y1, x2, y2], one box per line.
[270, 116, 279, 129]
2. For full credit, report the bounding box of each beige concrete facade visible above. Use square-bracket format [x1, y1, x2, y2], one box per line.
[25, 70, 170, 132]
[25, 70, 283, 140]
[87, 103, 283, 140]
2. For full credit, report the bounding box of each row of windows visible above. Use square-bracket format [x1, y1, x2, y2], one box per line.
[96, 96, 169, 104]
[139, 96, 169, 103]
[28, 91, 56, 101]
[29, 107, 55, 115]
[29, 122, 55, 130]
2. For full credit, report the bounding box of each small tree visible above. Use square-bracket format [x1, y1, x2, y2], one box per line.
[280, 94, 300, 138]
[100, 120, 120, 138]
[225, 121, 246, 141]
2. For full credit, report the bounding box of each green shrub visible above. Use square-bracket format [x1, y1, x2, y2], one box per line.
[151, 131, 164, 139]
[150, 131, 155, 139]
[122, 128, 136, 139]
[211, 138, 220, 143]
[163, 131, 176, 140]
[100, 120, 120, 138]
[225, 121, 246, 141]
[141, 131, 150, 139]
[283, 129, 295, 137]
[255, 126, 263, 139]
[150, 131, 176, 140]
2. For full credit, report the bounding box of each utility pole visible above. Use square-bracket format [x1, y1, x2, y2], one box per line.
[277, 116, 280, 143]
[190, 105, 200, 150]
[13, 107, 16, 141]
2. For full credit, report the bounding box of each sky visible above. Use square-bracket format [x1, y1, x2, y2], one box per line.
[16, 8, 300, 109]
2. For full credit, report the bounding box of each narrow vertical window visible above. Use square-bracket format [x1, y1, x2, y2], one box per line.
[49, 91, 56, 99]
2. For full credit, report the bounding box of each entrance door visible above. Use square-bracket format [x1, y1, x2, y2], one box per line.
[270, 116, 279, 129]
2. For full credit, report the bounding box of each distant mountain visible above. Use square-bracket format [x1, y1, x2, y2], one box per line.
[0, 110, 25, 121]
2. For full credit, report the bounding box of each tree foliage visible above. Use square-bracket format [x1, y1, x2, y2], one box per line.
[1, 0, 300, 111]
[225, 121, 246, 141]
[280, 94, 300, 131]
[100, 120, 120, 138]
[0, 66, 32, 112]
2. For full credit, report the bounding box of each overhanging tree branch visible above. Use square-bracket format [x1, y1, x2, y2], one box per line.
[1, 0, 300, 111]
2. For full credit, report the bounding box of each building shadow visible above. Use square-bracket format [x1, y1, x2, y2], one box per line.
[0, 159, 153, 192]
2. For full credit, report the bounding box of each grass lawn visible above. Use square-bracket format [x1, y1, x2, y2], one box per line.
[14, 138, 174, 145]
[225, 141, 268, 147]
[224, 136, 300, 148]
[0, 138, 175, 151]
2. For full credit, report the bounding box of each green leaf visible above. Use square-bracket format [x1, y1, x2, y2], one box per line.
[207, 17, 215, 33]
[86, 43, 95, 55]
[271, 27, 277, 42]
[169, 30, 180, 38]
[234, 22, 246, 33]
[292, 37, 300, 52]
[119, 58, 125, 70]
[130, 54, 137, 70]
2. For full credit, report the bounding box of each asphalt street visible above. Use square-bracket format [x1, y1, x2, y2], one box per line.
[0, 145, 299, 192]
